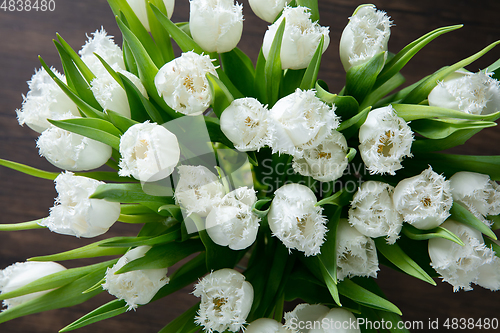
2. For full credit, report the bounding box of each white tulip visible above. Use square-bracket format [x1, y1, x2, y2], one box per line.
[284, 303, 330, 333]
[348, 181, 403, 244]
[336, 219, 379, 281]
[262, 6, 330, 70]
[339, 4, 392, 71]
[37, 121, 112, 172]
[248, 0, 291, 23]
[393, 167, 453, 230]
[269, 89, 339, 157]
[292, 130, 349, 182]
[39, 172, 121, 237]
[267, 183, 328, 256]
[126, 0, 175, 31]
[428, 70, 500, 115]
[91, 67, 148, 118]
[311, 308, 361, 333]
[429, 220, 499, 291]
[246, 318, 293, 333]
[449, 171, 500, 220]
[154, 51, 218, 116]
[118, 122, 180, 182]
[0, 261, 66, 309]
[206, 187, 260, 250]
[79, 28, 125, 76]
[16, 67, 80, 133]
[193, 268, 253, 333]
[220, 97, 270, 152]
[174, 165, 225, 217]
[103, 246, 169, 310]
[358, 105, 414, 175]
[189, 0, 243, 53]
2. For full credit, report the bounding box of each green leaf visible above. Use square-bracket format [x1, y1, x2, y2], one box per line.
[375, 25, 462, 88]
[484, 238, 500, 258]
[345, 52, 386, 104]
[207, 73, 234, 118]
[29, 239, 127, 262]
[59, 299, 128, 332]
[375, 238, 436, 286]
[360, 72, 405, 111]
[410, 118, 497, 139]
[90, 183, 175, 204]
[0, 220, 45, 232]
[158, 302, 200, 333]
[123, 37, 139, 76]
[411, 127, 487, 153]
[337, 279, 402, 315]
[402, 224, 465, 246]
[116, 240, 204, 273]
[265, 18, 286, 106]
[204, 117, 234, 148]
[402, 40, 500, 104]
[55, 33, 96, 84]
[48, 118, 120, 150]
[392, 104, 500, 122]
[105, 109, 140, 133]
[450, 202, 497, 240]
[99, 227, 181, 247]
[281, 68, 306, 96]
[296, 0, 319, 22]
[315, 182, 356, 207]
[254, 49, 267, 103]
[147, 0, 175, 63]
[220, 48, 256, 97]
[315, 83, 359, 120]
[337, 106, 371, 134]
[0, 158, 58, 180]
[299, 35, 324, 90]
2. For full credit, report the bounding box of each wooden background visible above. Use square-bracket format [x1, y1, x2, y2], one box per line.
[1, 0, 499, 332]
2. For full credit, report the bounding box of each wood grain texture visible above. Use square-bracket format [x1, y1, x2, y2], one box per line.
[0, 0, 499, 332]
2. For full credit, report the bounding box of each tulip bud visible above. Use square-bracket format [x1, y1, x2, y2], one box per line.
[268, 183, 328, 256]
[189, 0, 243, 53]
[16, 67, 80, 133]
[118, 122, 181, 182]
[292, 130, 349, 182]
[248, 0, 291, 23]
[193, 268, 253, 333]
[103, 246, 169, 310]
[37, 120, 113, 172]
[428, 70, 500, 115]
[154, 51, 218, 116]
[339, 4, 392, 71]
[262, 6, 330, 70]
[449, 171, 500, 220]
[358, 105, 413, 175]
[429, 220, 500, 291]
[39, 172, 121, 237]
[393, 166, 453, 230]
[336, 219, 379, 281]
[269, 89, 339, 157]
[0, 261, 66, 309]
[174, 165, 226, 217]
[206, 187, 260, 250]
[246, 318, 293, 333]
[91, 67, 148, 118]
[348, 181, 403, 244]
[79, 28, 125, 76]
[284, 303, 330, 333]
[126, 0, 175, 31]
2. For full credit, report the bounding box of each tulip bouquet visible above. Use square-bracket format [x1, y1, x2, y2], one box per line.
[1, 0, 500, 332]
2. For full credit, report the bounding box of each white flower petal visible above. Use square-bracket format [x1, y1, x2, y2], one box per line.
[79, 28, 125, 76]
[284, 303, 329, 333]
[126, 0, 174, 31]
[246, 318, 293, 333]
[248, 0, 291, 23]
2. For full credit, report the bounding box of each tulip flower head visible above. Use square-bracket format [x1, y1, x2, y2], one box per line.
[292, 129, 349, 182]
[248, 0, 291, 23]
[0, 261, 66, 309]
[119, 122, 181, 182]
[126, 0, 175, 31]
[339, 4, 392, 71]
[174, 165, 226, 217]
[358, 105, 414, 175]
[269, 89, 339, 157]
[189, 0, 243, 53]
[37, 118, 113, 172]
[39, 172, 121, 237]
[220, 97, 270, 152]
[155, 51, 218, 116]
[267, 183, 328, 256]
[262, 6, 330, 70]
[193, 268, 253, 332]
[429, 220, 500, 291]
[284, 303, 330, 333]
[393, 167, 453, 230]
[348, 181, 403, 244]
[336, 219, 379, 281]
[79, 28, 125, 76]
[246, 318, 293, 333]
[16, 67, 80, 133]
[206, 187, 260, 250]
[428, 70, 500, 115]
[103, 246, 169, 310]
[450, 171, 500, 221]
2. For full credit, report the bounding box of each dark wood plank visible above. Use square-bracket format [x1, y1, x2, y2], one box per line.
[0, 1, 499, 332]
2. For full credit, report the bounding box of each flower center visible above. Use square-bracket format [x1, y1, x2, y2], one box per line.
[133, 139, 149, 160]
[377, 130, 394, 156]
[212, 297, 227, 311]
[244, 116, 259, 128]
[422, 197, 432, 207]
[318, 151, 332, 159]
[183, 76, 195, 92]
